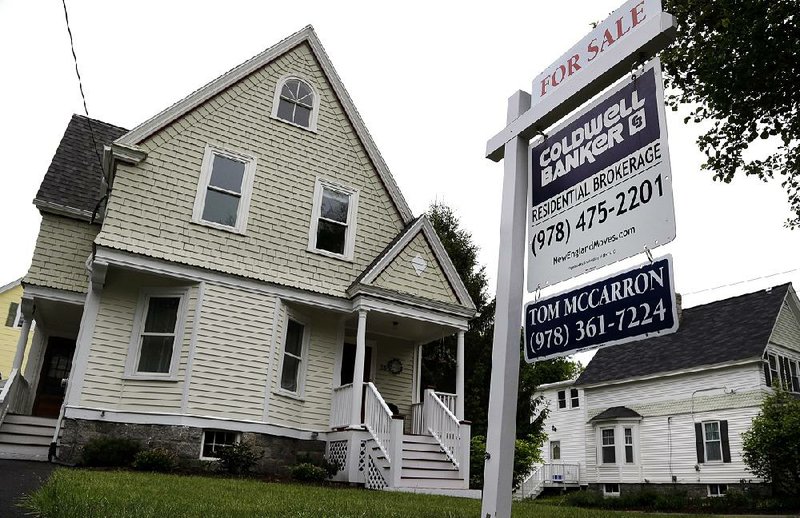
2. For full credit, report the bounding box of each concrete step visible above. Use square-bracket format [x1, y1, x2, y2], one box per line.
[0, 432, 52, 446]
[385, 487, 481, 499]
[399, 476, 466, 489]
[401, 466, 460, 479]
[3, 415, 58, 427]
[0, 443, 50, 462]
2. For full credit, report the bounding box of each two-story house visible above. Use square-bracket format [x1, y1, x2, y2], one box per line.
[0, 27, 476, 493]
[525, 284, 800, 499]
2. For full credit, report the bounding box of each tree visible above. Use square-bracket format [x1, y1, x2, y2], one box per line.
[661, 0, 800, 227]
[742, 390, 800, 496]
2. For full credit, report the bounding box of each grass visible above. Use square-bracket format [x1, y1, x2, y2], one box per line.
[23, 469, 711, 518]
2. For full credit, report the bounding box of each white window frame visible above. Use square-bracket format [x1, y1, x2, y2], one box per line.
[271, 74, 320, 132]
[703, 420, 723, 463]
[12, 303, 24, 327]
[307, 178, 359, 261]
[603, 483, 620, 497]
[600, 427, 616, 465]
[570, 388, 580, 408]
[275, 310, 311, 399]
[557, 390, 567, 409]
[624, 427, 635, 464]
[707, 483, 728, 497]
[124, 287, 189, 380]
[550, 440, 561, 461]
[192, 144, 257, 235]
[199, 429, 241, 460]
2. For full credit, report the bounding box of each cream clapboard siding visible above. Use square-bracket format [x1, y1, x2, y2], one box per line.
[268, 303, 340, 430]
[97, 43, 404, 298]
[81, 270, 197, 412]
[25, 214, 98, 294]
[0, 284, 32, 377]
[769, 298, 800, 350]
[372, 336, 415, 420]
[583, 364, 765, 485]
[186, 283, 276, 421]
[372, 233, 459, 305]
[540, 385, 587, 472]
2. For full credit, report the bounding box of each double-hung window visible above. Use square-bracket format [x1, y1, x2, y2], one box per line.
[193, 145, 256, 234]
[279, 317, 309, 395]
[703, 421, 723, 462]
[5, 302, 23, 327]
[557, 390, 567, 409]
[127, 289, 188, 379]
[570, 388, 580, 408]
[308, 179, 358, 260]
[601, 428, 616, 464]
[624, 427, 634, 463]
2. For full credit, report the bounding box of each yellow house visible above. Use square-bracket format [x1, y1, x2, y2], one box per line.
[0, 279, 32, 380]
[0, 26, 477, 493]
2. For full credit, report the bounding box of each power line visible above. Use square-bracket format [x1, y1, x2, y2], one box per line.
[61, 0, 104, 177]
[683, 267, 800, 296]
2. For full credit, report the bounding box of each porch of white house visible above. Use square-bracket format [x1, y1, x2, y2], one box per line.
[325, 308, 474, 494]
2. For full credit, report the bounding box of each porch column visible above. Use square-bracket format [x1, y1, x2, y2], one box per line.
[11, 298, 34, 372]
[456, 330, 465, 420]
[350, 309, 368, 428]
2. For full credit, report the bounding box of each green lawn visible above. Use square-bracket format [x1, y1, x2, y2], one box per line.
[24, 469, 709, 518]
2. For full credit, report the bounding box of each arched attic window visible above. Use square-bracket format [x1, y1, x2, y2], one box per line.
[272, 76, 319, 131]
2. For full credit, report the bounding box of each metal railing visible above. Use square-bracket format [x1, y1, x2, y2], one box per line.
[364, 382, 394, 462]
[424, 389, 463, 467]
[329, 383, 353, 429]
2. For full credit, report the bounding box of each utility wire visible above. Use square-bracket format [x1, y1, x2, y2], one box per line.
[61, 0, 104, 178]
[683, 267, 800, 296]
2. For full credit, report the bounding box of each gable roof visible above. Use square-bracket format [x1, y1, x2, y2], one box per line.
[576, 284, 791, 386]
[0, 278, 22, 295]
[349, 217, 476, 311]
[35, 115, 128, 220]
[114, 26, 413, 224]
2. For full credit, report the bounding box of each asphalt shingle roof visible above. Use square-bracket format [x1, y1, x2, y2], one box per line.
[589, 406, 642, 421]
[576, 284, 790, 386]
[35, 115, 128, 217]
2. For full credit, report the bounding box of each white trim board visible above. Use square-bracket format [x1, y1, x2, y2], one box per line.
[114, 26, 413, 224]
[23, 285, 87, 306]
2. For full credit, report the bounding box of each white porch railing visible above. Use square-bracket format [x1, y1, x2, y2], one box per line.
[434, 391, 457, 415]
[330, 383, 354, 429]
[411, 402, 424, 434]
[423, 388, 468, 470]
[364, 382, 394, 462]
[515, 463, 581, 499]
[0, 369, 26, 429]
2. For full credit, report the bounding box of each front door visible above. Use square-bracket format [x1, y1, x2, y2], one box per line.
[340, 343, 372, 385]
[32, 337, 75, 418]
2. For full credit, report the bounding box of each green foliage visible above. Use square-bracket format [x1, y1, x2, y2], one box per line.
[132, 448, 178, 473]
[298, 453, 340, 478]
[215, 442, 261, 476]
[468, 435, 543, 490]
[289, 463, 328, 483]
[742, 390, 800, 496]
[81, 437, 142, 468]
[661, 0, 800, 227]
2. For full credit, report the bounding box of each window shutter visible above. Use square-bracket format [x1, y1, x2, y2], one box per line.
[5, 302, 18, 327]
[763, 361, 772, 387]
[720, 420, 731, 463]
[694, 423, 704, 463]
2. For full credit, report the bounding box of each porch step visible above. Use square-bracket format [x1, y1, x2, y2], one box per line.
[401, 466, 460, 479]
[402, 458, 457, 470]
[401, 441, 443, 453]
[0, 414, 57, 462]
[402, 434, 439, 445]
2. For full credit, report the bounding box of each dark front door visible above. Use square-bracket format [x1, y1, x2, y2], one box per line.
[32, 337, 75, 418]
[339, 343, 372, 385]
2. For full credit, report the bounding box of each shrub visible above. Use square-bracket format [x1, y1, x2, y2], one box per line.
[132, 448, 177, 472]
[298, 453, 339, 478]
[565, 489, 605, 508]
[81, 437, 141, 467]
[468, 435, 543, 490]
[215, 441, 261, 476]
[289, 462, 328, 483]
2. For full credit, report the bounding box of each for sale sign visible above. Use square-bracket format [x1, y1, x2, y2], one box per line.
[524, 255, 678, 363]
[527, 58, 675, 289]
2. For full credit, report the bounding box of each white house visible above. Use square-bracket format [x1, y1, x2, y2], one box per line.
[0, 26, 477, 493]
[525, 284, 800, 499]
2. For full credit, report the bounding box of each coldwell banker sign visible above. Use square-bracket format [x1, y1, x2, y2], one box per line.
[527, 58, 675, 289]
[524, 255, 678, 362]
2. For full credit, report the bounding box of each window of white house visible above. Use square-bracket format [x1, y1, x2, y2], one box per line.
[708, 484, 728, 497]
[192, 145, 256, 234]
[703, 421, 722, 462]
[570, 388, 579, 408]
[126, 289, 187, 378]
[308, 179, 358, 260]
[279, 318, 308, 394]
[624, 427, 634, 463]
[201, 430, 239, 459]
[764, 351, 800, 393]
[272, 77, 319, 131]
[550, 441, 561, 460]
[601, 428, 616, 464]
[557, 390, 567, 409]
[603, 483, 620, 496]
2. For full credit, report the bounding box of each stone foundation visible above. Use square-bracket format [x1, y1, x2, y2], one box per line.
[586, 482, 770, 498]
[58, 418, 325, 475]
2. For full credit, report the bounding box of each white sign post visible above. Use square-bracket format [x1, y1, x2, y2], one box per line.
[481, 2, 676, 517]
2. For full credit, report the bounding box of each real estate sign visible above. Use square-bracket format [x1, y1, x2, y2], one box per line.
[524, 255, 678, 363]
[527, 58, 675, 289]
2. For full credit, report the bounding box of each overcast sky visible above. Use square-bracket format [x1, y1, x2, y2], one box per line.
[1, 0, 798, 344]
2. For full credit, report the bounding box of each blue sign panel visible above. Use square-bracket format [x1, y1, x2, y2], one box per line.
[524, 255, 678, 363]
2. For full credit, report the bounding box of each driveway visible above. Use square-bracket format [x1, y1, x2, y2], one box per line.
[0, 460, 56, 517]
